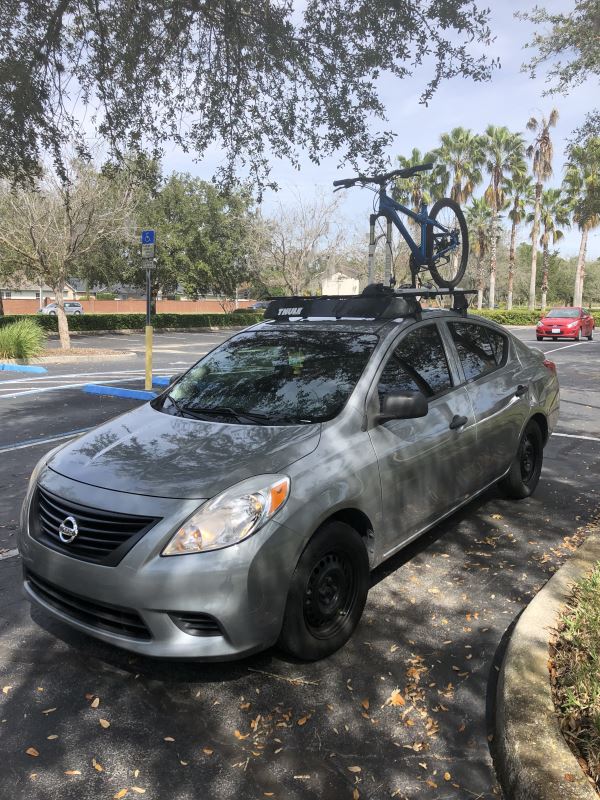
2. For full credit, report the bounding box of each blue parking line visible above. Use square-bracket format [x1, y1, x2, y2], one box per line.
[0, 363, 47, 374]
[83, 384, 157, 401]
[152, 376, 171, 387]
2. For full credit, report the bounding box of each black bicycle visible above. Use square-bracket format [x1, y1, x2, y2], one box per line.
[333, 163, 469, 289]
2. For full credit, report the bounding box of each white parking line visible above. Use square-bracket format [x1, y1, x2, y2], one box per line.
[544, 341, 589, 355]
[0, 548, 19, 561]
[3, 429, 91, 452]
[553, 432, 600, 443]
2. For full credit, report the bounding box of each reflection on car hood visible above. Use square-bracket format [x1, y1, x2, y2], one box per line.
[48, 403, 321, 499]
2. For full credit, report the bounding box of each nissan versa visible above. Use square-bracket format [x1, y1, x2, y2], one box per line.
[19, 290, 560, 661]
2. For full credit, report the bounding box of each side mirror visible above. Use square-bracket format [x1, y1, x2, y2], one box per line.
[376, 390, 428, 423]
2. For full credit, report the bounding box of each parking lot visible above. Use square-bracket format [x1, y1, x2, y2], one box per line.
[1, 327, 599, 800]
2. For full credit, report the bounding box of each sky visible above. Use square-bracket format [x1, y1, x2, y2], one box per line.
[159, 0, 599, 261]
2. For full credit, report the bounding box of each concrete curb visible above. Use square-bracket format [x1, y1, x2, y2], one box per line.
[1, 352, 134, 365]
[496, 527, 600, 800]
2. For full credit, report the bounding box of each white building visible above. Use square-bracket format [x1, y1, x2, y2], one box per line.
[321, 272, 359, 296]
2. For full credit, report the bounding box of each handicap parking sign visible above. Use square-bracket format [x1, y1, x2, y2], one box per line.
[141, 230, 155, 245]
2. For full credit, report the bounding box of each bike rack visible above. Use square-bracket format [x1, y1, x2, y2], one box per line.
[263, 285, 478, 322]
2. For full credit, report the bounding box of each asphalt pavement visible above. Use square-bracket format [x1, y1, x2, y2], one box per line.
[0, 328, 599, 800]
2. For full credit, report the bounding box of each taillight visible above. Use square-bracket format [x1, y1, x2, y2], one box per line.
[543, 359, 556, 372]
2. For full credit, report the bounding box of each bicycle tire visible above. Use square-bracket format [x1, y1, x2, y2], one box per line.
[426, 198, 468, 289]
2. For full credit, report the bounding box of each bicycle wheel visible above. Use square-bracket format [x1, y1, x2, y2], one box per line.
[426, 198, 468, 289]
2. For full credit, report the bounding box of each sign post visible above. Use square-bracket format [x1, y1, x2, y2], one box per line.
[141, 230, 155, 391]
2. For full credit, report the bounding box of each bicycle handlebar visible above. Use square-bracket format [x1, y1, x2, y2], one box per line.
[333, 162, 434, 189]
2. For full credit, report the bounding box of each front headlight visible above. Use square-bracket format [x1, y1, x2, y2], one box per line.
[536, 321, 543, 327]
[162, 475, 290, 556]
[566, 321, 578, 328]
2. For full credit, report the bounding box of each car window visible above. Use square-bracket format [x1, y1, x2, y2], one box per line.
[546, 308, 579, 318]
[378, 324, 452, 401]
[162, 328, 379, 424]
[448, 321, 506, 381]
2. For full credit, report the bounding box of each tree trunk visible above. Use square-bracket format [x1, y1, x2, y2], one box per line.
[488, 209, 497, 309]
[0, 293, 4, 316]
[54, 289, 71, 349]
[507, 219, 517, 311]
[573, 227, 588, 307]
[477, 256, 484, 309]
[540, 241, 549, 312]
[528, 183, 542, 310]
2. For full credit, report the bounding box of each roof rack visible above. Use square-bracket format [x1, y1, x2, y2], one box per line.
[263, 284, 477, 322]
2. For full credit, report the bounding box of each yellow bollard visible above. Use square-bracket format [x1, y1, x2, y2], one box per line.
[145, 325, 153, 391]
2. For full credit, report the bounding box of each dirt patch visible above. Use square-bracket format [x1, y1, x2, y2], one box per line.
[550, 563, 600, 794]
[40, 347, 130, 357]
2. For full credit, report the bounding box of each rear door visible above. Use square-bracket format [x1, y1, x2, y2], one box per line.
[442, 320, 529, 484]
[367, 320, 479, 557]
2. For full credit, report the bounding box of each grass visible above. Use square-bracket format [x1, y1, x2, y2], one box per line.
[0, 318, 46, 360]
[551, 564, 600, 791]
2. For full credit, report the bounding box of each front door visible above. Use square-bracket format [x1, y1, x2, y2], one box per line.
[367, 321, 479, 559]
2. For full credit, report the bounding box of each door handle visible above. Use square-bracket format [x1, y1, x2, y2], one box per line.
[515, 384, 528, 397]
[449, 414, 468, 430]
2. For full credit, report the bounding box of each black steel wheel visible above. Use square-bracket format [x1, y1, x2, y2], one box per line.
[499, 420, 544, 499]
[278, 522, 369, 660]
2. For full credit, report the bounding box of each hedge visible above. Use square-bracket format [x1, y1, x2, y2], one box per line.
[470, 309, 543, 325]
[0, 312, 264, 331]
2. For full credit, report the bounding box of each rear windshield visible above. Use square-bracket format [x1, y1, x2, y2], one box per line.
[159, 328, 378, 425]
[545, 308, 579, 318]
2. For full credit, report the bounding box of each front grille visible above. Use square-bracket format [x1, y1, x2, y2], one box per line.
[32, 485, 159, 566]
[25, 569, 151, 640]
[170, 612, 223, 637]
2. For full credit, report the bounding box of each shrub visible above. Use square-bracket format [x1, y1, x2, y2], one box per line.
[0, 318, 46, 360]
[471, 309, 542, 325]
[0, 312, 264, 332]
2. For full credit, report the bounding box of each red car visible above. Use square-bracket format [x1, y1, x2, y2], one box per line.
[536, 307, 595, 341]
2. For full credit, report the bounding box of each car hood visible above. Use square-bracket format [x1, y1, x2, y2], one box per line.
[47, 403, 321, 499]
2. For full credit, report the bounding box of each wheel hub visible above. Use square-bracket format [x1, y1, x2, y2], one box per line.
[303, 553, 356, 639]
[520, 436, 536, 482]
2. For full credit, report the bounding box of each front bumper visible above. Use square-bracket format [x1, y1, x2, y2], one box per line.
[18, 468, 300, 660]
[537, 326, 579, 337]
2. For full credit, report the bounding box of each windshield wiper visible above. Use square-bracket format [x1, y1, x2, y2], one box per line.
[182, 406, 272, 425]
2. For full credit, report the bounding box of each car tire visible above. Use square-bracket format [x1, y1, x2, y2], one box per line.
[587, 330, 593, 341]
[499, 420, 544, 500]
[278, 522, 369, 661]
[74, 311, 81, 315]
[49, 310, 56, 315]
[536, 336, 543, 341]
[552, 337, 557, 341]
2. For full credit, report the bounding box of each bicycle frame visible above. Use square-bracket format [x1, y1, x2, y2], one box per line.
[368, 189, 453, 286]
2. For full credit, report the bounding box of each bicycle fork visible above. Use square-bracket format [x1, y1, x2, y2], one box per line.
[367, 214, 393, 285]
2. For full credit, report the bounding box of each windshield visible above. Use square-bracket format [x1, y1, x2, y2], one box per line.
[545, 308, 579, 318]
[159, 328, 378, 425]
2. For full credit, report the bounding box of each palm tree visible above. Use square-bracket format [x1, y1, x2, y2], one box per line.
[504, 173, 534, 310]
[482, 126, 526, 308]
[393, 147, 439, 212]
[528, 188, 570, 310]
[563, 139, 600, 307]
[465, 198, 493, 309]
[431, 127, 485, 204]
[526, 109, 559, 309]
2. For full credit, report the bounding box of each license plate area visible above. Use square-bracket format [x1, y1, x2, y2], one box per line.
[552, 328, 561, 334]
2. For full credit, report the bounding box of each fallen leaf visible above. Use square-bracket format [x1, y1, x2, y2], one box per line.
[564, 773, 575, 782]
[131, 789, 146, 795]
[91, 697, 100, 708]
[390, 644, 398, 653]
[240, 702, 251, 710]
[26, 747, 39, 757]
[297, 716, 310, 726]
[203, 748, 214, 756]
[65, 770, 81, 776]
[163, 737, 175, 742]
[425, 779, 438, 789]
[180, 761, 188, 766]
[114, 791, 128, 799]
[2, 686, 12, 694]
[347, 766, 361, 773]
[99, 719, 110, 729]
[234, 730, 249, 740]
[92, 758, 103, 772]
[47, 734, 58, 740]
[444, 772, 451, 781]
[353, 790, 360, 800]
[361, 699, 369, 710]
[42, 708, 57, 715]
[133, 770, 139, 778]
[458, 722, 466, 732]
[385, 689, 405, 707]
